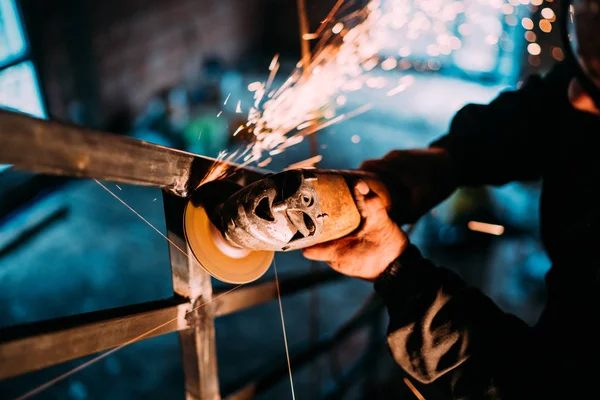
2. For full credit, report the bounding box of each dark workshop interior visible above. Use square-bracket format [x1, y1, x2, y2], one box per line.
[0, 0, 567, 399]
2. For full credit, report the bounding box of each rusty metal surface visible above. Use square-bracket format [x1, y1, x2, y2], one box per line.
[163, 192, 221, 400]
[0, 297, 189, 380]
[0, 109, 264, 197]
[0, 268, 341, 381]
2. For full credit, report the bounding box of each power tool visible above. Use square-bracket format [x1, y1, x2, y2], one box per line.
[0, 109, 393, 284]
[184, 169, 391, 283]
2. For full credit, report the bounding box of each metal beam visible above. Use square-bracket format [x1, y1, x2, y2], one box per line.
[213, 268, 344, 317]
[0, 109, 265, 197]
[0, 296, 189, 380]
[0, 267, 341, 382]
[163, 192, 221, 400]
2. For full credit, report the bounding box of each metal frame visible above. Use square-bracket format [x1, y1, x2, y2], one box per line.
[0, 187, 380, 398]
[0, 111, 385, 398]
[0, 188, 373, 398]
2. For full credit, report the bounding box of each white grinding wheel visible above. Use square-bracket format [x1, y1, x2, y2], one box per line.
[184, 200, 274, 284]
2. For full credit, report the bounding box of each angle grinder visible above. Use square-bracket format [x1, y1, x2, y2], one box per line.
[184, 169, 392, 284]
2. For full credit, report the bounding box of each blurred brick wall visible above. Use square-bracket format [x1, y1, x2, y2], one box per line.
[21, 0, 264, 128]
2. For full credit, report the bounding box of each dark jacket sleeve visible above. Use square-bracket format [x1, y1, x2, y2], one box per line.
[373, 245, 575, 399]
[430, 62, 573, 187]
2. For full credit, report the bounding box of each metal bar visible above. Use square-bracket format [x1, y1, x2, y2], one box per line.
[222, 294, 385, 399]
[295, 0, 319, 158]
[213, 268, 343, 317]
[0, 269, 342, 382]
[163, 192, 221, 400]
[0, 109, 264, 197]
[0, 296, 189, 380]
[296, 0, 311, 77]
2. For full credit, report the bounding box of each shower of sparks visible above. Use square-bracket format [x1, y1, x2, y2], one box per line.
[115, 185, 122, 191]
[217, 111, 223, 118]
[224, 93, 231, 105]
[199, 0, 533, 185]
[236, 100, 242, 113]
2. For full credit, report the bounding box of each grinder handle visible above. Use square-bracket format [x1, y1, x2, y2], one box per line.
[309, 170, 393, 245]
[338, 170, 392, 210]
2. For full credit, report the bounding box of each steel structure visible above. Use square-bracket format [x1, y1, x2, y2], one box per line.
[0, 109, 385, 399]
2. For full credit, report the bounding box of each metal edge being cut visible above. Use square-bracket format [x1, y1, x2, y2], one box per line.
[183, 200, 274, 284]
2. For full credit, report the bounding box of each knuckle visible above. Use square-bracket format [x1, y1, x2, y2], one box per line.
[383, 150, 400, 160]
[365, 196, 384, 211]
[359, 160, 374, 170]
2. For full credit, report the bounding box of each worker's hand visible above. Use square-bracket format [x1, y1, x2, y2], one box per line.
[302, 180, 409, 281]
[359, 148, 457, 224]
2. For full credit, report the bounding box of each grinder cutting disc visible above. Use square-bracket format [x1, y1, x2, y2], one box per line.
[184, 201, 274, 284]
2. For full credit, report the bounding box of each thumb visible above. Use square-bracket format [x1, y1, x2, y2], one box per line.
[353, 180, 370, 219]
[353, 180, 388, 225]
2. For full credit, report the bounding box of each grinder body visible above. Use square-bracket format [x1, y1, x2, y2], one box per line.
[184, 169, 391, 283]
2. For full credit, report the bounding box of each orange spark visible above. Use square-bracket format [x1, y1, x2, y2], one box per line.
[257, 157, 273, 167]
[468, 221, 505, 236]
[403, 378, 425, 400]
[233, 125, 244, 136]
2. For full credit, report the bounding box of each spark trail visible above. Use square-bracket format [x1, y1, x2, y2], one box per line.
[200, 0, 530, 184]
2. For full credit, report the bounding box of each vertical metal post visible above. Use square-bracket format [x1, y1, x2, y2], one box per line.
[163, 192, 221, 400]
[296, 0, 319, 157]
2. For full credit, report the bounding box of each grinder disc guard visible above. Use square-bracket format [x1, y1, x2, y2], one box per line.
[184, 198, 274, 284]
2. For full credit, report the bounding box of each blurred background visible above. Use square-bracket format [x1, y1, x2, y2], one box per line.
[0, 0, 563, 398]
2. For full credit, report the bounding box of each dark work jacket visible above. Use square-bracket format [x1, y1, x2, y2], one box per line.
[374, 61, 600, 399]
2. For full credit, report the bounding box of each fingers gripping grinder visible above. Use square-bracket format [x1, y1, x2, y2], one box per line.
[184, 169, 391, 284]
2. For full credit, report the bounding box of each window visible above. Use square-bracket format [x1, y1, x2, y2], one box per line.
[0, 0, 46, 172]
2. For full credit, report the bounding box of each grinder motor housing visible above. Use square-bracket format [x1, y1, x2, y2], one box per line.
[184, 169, 392, 283]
